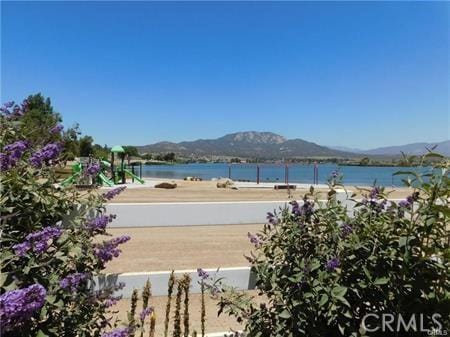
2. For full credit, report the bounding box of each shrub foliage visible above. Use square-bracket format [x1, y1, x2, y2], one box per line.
[215, 159, 450, 336]
[0, 100, 129, 336]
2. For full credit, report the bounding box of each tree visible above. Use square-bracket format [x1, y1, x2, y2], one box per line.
[163, 152, 176, 162]
[123, 146, 140, 157]
[62, 123, 81, 160]
[93, 144, 109, 159]
[79, 136, 94, 157]
[20, 93, 62, 146]
[359, 157, 370, 166]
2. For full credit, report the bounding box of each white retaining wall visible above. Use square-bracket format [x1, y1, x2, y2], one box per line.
[95, 267, 254, 298]
[105, 191, 357, 228]
[106, 201, 292, 227]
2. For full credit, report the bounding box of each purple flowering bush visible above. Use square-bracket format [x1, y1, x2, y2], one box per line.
[0, 100, 129, 336]
[214, 155, 449, 336]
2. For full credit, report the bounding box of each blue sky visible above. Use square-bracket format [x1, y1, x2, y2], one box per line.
[1, 1, 448, 149]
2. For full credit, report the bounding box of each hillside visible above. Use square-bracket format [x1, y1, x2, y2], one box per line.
[136, 131, 356, 159]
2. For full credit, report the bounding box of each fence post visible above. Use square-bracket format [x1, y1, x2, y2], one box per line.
[284, 165, 288, 185]
[256, 165, 260, 184]
[314, 162, 318, 185]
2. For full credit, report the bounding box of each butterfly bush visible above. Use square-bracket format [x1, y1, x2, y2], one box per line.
[86, 162, 101, 176]
[212, 158, 449, 336]
[101, 327, 130, 337]
[102, 186, 127, 201]
[59, 273, 89, 292]
[0, 284, 46, 332]
[13, 226, 62, 256]
[0, 99, 131, 336]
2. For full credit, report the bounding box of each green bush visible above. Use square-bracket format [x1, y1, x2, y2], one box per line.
[0, 100, 130, 336]
[215, 157, 450, 336]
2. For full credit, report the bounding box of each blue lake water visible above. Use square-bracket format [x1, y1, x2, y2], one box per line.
[140, 163, 427, 187]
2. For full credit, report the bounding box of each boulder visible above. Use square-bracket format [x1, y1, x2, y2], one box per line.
[155, 182, 177, 189]
[216, 178, 235, 189]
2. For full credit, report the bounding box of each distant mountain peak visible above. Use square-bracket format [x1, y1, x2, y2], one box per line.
[136, 131, 353, 158]
[221, 131, 287, 144]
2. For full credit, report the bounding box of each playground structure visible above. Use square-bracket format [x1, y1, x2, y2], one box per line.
[109, 145, 144, 185]
[61, 145, 144, 187]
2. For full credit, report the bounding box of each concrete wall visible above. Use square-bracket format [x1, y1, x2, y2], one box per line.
[105, 191, 357, 228]
[95, 267, 254, 298]
[106, 201, 293, 227]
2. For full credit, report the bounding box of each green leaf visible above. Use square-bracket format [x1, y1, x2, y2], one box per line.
[279, 309, 291, 319]
[336, 296, 351, 307]
[46, 295, 57, 304]
[331, 286, 347, 298]
[319, 294, 329, 307]
[36, 330, 49, 337]
[373, 277, 389, 285]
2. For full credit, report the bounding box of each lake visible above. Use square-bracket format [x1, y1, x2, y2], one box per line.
[140, 163, 425, 187]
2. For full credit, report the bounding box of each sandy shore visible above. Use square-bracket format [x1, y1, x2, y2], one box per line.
[104, 224, 260, 274]
[109, 179, 413, 203]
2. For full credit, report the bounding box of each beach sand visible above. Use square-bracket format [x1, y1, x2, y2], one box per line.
[109, 179, 413, 203]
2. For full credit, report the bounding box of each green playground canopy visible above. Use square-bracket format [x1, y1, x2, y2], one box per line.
[111, 145, 125, 153]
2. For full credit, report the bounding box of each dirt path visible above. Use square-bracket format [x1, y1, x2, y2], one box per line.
[104, 225, 261, 274]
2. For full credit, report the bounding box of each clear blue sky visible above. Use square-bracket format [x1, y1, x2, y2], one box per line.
[1, 1, 448, 149]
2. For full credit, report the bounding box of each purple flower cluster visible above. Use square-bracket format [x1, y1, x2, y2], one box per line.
[59, 273, 88, 291]
[50, 124, 64, 134]
[94, 235, 131, 265]
[139, 307, 154, 321]
[86, 214, 116, 233]
[105, 295, 122, 308]
[291, 200, 315, 217]
[85, 162, 101, 176]
[362, 197, 387, 213]
[266, 212, 279, 226]
[247, 232, 262, 246]
[102, 186, 127, 201]
[369, 187, 381, 199]
[0, 284, 46, 332]
[399, 193, 419, 209]
[0, 99, 28, 119]
[326, 257, 341, 271]
[197, 268, 210, 280]
[1, 140, 29, 170]
[13, 226, 63, 257]
[101, 327, 130, 337]
[29, 142, 62, 168]
[398, 199, 411, 208]
[340, 223, 353, 237]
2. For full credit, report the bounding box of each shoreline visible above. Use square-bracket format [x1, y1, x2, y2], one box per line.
[106, 178, 414, 203]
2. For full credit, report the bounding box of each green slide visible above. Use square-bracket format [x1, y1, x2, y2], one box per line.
[61, 162, 82, 186]
[98, 172, 115, 187]
[123, 168, 145, 184]
[61, 171, 80, 187]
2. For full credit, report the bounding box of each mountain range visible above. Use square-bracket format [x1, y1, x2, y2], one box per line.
[136, 131, 450, 159]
